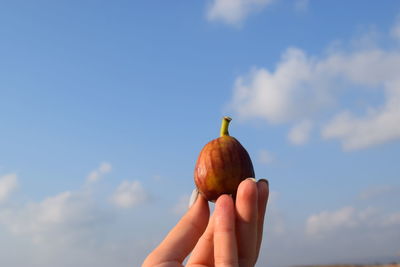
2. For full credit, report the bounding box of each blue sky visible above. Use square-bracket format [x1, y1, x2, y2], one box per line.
[1, 1, 400, 266]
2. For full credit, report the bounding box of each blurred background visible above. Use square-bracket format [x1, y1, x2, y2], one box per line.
[1, 1, 400, 266]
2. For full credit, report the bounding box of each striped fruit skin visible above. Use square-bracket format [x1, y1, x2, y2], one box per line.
[194, 135, 255, 202]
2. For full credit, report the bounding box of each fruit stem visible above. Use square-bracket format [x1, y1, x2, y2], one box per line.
[220, 116, 232, 137]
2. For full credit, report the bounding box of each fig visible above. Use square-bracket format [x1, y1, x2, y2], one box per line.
[194, 116, 255, 202]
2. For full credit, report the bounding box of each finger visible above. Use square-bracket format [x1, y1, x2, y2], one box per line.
[235, 178, 258, 267]
[143, 194, 209, 266]
[187, 210, 215, 266]
[255, 179, 269, 260]
[214, 194, 239, 267]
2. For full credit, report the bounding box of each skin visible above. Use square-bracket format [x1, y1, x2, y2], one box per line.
[142, 178, 269, 267]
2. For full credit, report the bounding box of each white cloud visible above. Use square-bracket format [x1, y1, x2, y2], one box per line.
[258, 149, 274, 164]
[152, 175, 163, 182]
[2, 169, 398, 267]
[294, 0, 309, 12]
[288, 120, 313, 145]
[382, 212, 400, 226]
[391, 15, 400, 41]
[321, 83, 400, 150]
[229, 20, 400, 150]
[358, 185, 396, 200]
[357, 206, 378, 221]
[110, 180, 148, 208]
[0, 166, 157, 267]
[99, 162, 112, 173]
[230, 48, 333, 124]
[306, 205, 400, 237]
[306, 206, 357, 236]
[206, 0, 274, 26]
[0, 190, 103, 244]
[0, 173, 18, 202]
[0, 163, 115, 245]
[87, 162, 112, 183]
[259, 189, 400, 267]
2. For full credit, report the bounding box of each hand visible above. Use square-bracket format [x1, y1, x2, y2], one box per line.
[142, 178, 269, 267]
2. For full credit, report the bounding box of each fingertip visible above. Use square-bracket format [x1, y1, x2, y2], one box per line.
[215, 195, 234, 221]
[258, 178, 269, 186]
[257, 179, 269, 199]
[245, 177, 257, 183]
[186, 191, 210, 226]
[215, 194, 234, 210]
[195, 193, 210, 215]
[237, 178, 258, 203]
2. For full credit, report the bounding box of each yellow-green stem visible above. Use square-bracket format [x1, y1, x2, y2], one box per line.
[220, 116, 232, 137]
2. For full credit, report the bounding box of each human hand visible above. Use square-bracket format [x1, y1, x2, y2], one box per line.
[142, 178, 269, 267]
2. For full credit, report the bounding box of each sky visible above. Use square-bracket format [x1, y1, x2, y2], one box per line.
[1, 1, 400, 266]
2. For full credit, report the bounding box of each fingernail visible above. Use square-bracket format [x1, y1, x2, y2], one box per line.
[246, 177, 257, 183]
[258, 178, 269, 186]
[188, 188, 199, 208]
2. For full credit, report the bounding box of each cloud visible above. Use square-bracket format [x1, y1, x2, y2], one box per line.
[87, 162, 112, 183]
[206, 0, 274, 26]
[288, 120, 313, 145]
[306, 206, 358, 236]
[318, 48, 400, 150]
[294, 0, 309, 12]
[0, 164, 155, 267]
[0, 173, 18, 203]
[321, 85, 400, 150]
[3, 169, 395, 267]
[358, 185, 396, 200]
[0, 190, 107, 244]
[391, 15, 400, 41]
[0, 165, 115, 245]
[258, 149, 275, 164]
[258, 188, 400, 267]
[230, 48, 333, 124]
[306, 205, 400, 237]
[110, 180, 148, 208]
[229, 19, 400, 150]
[382, 212, 400, 226]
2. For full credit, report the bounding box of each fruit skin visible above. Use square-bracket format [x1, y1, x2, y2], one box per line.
[194, 118, 255, 202]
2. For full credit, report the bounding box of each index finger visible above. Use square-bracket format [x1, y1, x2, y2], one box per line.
[143, 192, 209, 266]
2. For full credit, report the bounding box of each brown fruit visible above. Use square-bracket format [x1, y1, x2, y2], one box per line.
[194, 116, 255, 202]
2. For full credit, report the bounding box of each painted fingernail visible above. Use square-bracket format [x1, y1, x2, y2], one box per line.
[246, 177, 257, 183]
[188, 188, 199, 208]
